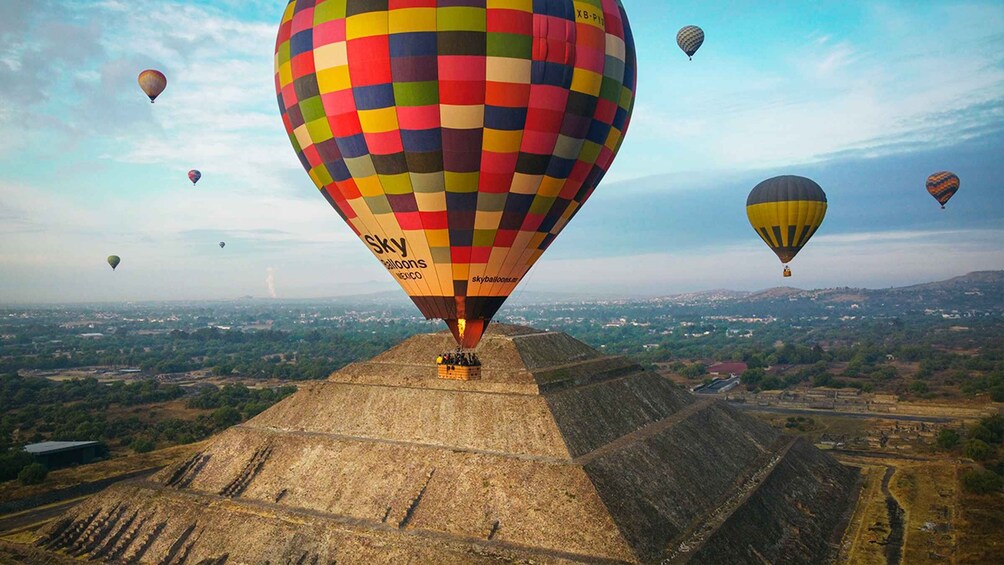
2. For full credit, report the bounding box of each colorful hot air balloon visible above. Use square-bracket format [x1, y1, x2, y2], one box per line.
[107, 255, 121, 270]
[746, 175, 827, 277]
[138, 70, 167, 103]
[219, 241, 226, 249]
[275, 0, 636, 348]
[188, 170, 201, 185]
[676, 25, 704, 60]
[926, 171, 959, 209]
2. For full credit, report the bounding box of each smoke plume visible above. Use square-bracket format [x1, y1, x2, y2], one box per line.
[265, 267, 277, 298]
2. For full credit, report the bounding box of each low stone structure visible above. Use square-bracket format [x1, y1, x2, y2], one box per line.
[37, 325, 858, 564]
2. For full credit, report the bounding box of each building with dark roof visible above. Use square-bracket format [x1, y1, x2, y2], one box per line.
[23, 441, 103, 469]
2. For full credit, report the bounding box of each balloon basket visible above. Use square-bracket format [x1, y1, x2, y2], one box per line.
[783, 266, 792, 278]
[438, 364, 481, 381]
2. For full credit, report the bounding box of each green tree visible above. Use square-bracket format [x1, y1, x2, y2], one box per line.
[742, 368, 765, 388]
[937, 429, 960, 450]
[18, 462, 48, 485]
[130, 438, 155, 453]
[211, 407, 242, 429]
[964, 439, 992, 461]
[679, 363, 707, 378]
[969, 424, 996, 444]
[960, 468, 1003, 494]
[976, 414, 1004, 444]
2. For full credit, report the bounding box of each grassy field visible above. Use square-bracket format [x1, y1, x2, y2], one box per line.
[888, 461, 958, 564]
[836, 453, 1004, 565]
[956, 465, 1004, 564]
[838, 462, 890, 565]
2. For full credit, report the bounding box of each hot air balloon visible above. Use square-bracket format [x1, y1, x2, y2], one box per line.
[138, 69, 167, 103]
[107, 255, 121, 270]
[926, 171, 959, 209]
[275, 0, 637, 349]
[219, 242, 226, 249]
[746, 175, 827, 277]
[676, 25, 704, 60]
[188, 170, 201, 185]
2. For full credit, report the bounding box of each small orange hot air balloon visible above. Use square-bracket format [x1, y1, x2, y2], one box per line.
[926, 171, 960, 209]
[138, 69, 167, 103]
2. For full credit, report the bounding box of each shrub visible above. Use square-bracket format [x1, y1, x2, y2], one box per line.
[969, 424, 996, 444]
[211, 407, 241, 429]
[680, 363, 707, 378]
[18, 462, 48, 485]
[961, 468, 1003, 494]
[0, 450, 36, 483]
[977, 414, 1004, 443]
[130, 438, 155, 453]
[937, 429, 960, 450]
[964, 439, 993, 461]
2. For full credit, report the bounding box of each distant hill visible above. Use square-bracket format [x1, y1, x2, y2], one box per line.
[895, 270, 1004, 291]
[648, 271, 1004, 315]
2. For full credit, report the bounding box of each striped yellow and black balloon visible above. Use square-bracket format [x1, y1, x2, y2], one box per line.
[926, 171, 959, 209]
[746, 175, 827, 276]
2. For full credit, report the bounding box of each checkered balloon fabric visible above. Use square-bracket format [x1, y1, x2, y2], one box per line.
[275, 0, 637, 347]
[676, 25, 703, 58]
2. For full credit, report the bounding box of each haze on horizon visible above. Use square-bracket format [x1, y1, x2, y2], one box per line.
[1, 0, 1003, 304]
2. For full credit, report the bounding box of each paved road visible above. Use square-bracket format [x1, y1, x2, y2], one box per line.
[0, 467, 164, 538]
[729, 402, 955, 423]
[0, 497, 86, 536]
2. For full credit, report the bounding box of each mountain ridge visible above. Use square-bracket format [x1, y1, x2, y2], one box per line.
[652, 270, 1003, 308]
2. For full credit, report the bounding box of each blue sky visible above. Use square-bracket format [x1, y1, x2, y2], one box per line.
[0, 0, 1002, 302]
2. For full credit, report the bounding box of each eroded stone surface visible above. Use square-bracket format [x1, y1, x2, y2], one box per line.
[39, 324, 857, 564]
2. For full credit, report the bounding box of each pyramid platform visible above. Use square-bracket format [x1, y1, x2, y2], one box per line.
[36, 325, 858, 564]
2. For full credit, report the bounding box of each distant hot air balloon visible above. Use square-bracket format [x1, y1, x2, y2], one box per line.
[746, 176, 827, 277]
[107, 255, 121, 270]
[219, 241, 226, 249]
[275, 0, 637, 349]
[138, 70, 167, 103]
[677, 25, 704, 60]
[926, 171, 960, 209]
[188, 170, 201, 185]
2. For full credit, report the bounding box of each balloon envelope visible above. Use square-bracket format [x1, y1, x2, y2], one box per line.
[275, 0, 637, 348]
[219, 242, 226, 248]
[107, 255, 121, 270]
[138, 69, 167, 103]
[676, 25, 704, 59]
[188, 170, 201, 185]
[746, 175, 827, 266]
[926, 171, 959, 208]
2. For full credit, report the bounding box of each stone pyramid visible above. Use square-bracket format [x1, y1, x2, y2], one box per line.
[37, 325, 858, 564]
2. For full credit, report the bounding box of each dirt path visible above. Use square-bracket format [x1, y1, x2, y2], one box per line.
[879, 466, 906, 565]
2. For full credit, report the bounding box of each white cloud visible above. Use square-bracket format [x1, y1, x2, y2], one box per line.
[1, 1, 1002, 303]
[620, 3, 1004, 178]
[522, 229, 1004, 296]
